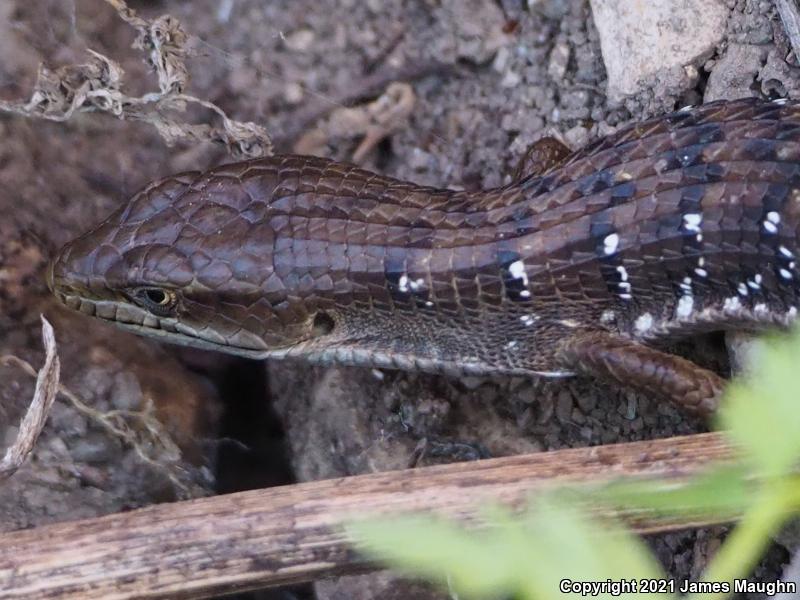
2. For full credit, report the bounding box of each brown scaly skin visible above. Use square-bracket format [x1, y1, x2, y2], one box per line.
[558, 331, 725, 414]
[48, 98, 800, 416]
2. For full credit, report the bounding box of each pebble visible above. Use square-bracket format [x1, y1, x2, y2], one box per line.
[70, 432, 117, 464]
[110, 372, 142, 411]
[537, 392, 555, 424]
[493, 46, 511, 73]
[555, 389, 574, 422]
[501, 70, 522, 88]
[284, 82, 304, 104]
[576, 391, 597, 413]
[284, 28, 315, 52]
[547, 42, 570, 80]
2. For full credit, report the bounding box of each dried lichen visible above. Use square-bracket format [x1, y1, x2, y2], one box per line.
[0, 0, 272, 158]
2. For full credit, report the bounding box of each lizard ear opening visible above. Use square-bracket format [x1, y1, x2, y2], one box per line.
[311, 311, 335, 337]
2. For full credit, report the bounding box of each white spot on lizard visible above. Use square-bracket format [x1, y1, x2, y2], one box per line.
[600, 309, 616, 324]
[723, 296, 742, 312]
[509, 260, 529, 285]
[398, 274, 410, 293]
[398, 274, 425, 294]
[747, 274, 763, 290]
[676, 294, 694, 318]
[683, 213, 702, 233]
[409, 277, 425, 292]
[603, 233, 620, 256]
[634, 312, 653, 334]
[763, 211, 781, 234]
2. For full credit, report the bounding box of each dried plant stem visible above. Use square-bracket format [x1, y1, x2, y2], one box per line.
[0, 316, 60, 482]
[0, 432, 735, 598]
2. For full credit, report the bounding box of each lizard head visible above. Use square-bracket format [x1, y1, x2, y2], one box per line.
[48, 165, 329, 358]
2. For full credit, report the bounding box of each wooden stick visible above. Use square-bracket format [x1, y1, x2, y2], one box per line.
[0, 432, 735, 599]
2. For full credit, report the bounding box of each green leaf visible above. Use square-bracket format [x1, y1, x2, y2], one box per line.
[348, 493, 672, 600]
[718, 328, 800, 477]
[347, 515, 516, 596]
[513, 496, 669, 599]
[591, 465, 751, 521]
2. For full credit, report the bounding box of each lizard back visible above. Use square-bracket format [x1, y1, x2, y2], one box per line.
[49, 98, 800, 389]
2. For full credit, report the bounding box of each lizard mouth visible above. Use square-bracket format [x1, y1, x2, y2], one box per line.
[50, 289, 271, 359]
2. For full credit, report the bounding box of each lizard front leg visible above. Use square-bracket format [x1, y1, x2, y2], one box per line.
[556, 331, 725, 416]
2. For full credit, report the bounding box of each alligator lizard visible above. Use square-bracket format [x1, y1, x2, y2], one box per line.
[48, 98, 800, 416]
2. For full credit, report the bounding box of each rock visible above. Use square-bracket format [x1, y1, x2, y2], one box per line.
[283, 28, 315, 52]
[724, 331, 767, 376]
[555, 389, 574, 422]
[110, 372, 143, 411]
[536, 390, 555, 424]
[441, 0, 509, 63]
[316, 572, 441, 600]
[501, 69, 522, 88]
[548, 41, 571, 80]
[70, 432, 118, 464]
[283, 81, 304, 104]
[492, 46, 511, 73]
[532, 0, 571, 20]
[563, 124, 590, 148]
[705, 43, 768, 101]
[575, 390, 597, 414]
[759, 48, 800, 98]
[590, 0, 728, 102]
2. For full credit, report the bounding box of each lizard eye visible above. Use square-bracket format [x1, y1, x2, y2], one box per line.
[132, 287, 178, 316]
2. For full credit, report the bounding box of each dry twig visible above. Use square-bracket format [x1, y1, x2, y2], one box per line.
[294, 82, 416, 162]
[277, 61, 452, 148]
[0, 316, 60, 482]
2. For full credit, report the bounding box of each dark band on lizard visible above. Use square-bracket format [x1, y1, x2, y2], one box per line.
[48, 98, 800, 416]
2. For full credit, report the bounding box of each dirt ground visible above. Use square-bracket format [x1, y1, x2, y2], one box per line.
[0, 0, 797, 598]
